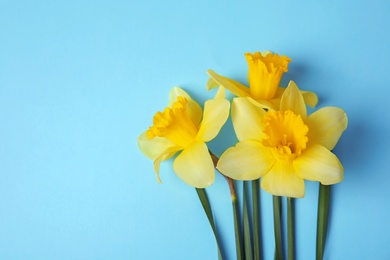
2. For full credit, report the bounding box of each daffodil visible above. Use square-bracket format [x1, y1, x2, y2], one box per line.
[138, 87, 230, 188]
[216, 81, 348, 198]
[207, 51, 318, 110]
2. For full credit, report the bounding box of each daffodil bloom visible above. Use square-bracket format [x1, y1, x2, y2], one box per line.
[138, 87, 230, 188]
[207, 51, 318, 110]
[217, 81, 348, 198]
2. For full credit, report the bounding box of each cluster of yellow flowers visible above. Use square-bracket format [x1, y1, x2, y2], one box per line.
[138, 51, 348, 199]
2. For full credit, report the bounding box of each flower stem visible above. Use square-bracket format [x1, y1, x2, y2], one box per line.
[287, 197, 295, 260]
[195, 188, 224, 260]
[210, 152, 243, 260]
[243, 181, 253, 260]
[316, 184, 331, 260]
[273, 196, 283, 260]
[252, 179, 262, 260]
[229, 178, 244, 260]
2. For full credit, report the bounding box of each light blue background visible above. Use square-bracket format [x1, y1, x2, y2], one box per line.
[0, 0, 388, 259]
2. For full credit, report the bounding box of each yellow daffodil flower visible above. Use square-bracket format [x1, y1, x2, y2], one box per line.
[138, 87, 230, 188]
[216, 81, 348, 198]
[207, 51, 318, 110]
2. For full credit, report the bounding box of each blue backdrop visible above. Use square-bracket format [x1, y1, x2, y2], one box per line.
[1, 0, 388, 259]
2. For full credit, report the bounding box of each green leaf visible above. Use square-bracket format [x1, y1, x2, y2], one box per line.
[196, 188, 224, 260]
[252, 179, 262, 260]
[316, 184, 331, 260]
[273, 196, 283, 260]
[243, 181, 253, 260]
[287, 197, 295, 260]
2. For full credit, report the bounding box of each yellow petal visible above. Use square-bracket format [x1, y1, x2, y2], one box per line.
[217, 140, 275, 180]
[153, 145, 182, 183]
[294, 144, 344, 185]
[276, 87, 318, 108]
[206, 77, 219, 90]
[207, 70, 250, 97]
[169, 86, 190, 105]
[247, 96, 277, 111]
[261, 160, 305, 198]
[231, 97, 267, 142]
[173, 141, 215, 188]
[280, 81, 307, 119]
[169, 86, 202, 127]
[137, 132, 177, 160]
[214, 86, 226, 99]
[197, 98, 230, 142]
[306, 107, 348, 150]
[301, 90, 318, 108]
[274, 87, 285, 99]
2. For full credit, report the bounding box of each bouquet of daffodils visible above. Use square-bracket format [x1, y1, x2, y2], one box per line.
[138, 51, 348, 260]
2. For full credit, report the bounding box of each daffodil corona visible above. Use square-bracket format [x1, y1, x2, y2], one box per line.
[245, 51, 290, 100]
[146, 97, 198, 148]
[217, 81, 348, 198]
[262, 110, 308, 160]
[138, 87, 230, 188]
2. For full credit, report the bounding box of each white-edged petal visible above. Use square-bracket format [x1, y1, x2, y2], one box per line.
[232, 97, 267, 142]
[294, 144, 344, 185]
[217, 140, 275, 180]
[173, 141, 215, 188]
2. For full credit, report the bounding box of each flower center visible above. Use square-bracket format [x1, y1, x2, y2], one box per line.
[262, 110, 308, 160]
[146, 97, 198, 148]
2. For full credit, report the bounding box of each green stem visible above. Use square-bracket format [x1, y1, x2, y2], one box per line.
[243, 181, 253, 260]
[229, 179, 244, 260]
[273, 196, 283, 260]
[209, 152, 242, 260]
[252, 179, 261, 260]
[196, 188, 223, 260]
[287, 197, 294, 260]
[316, 184, 331, 260]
